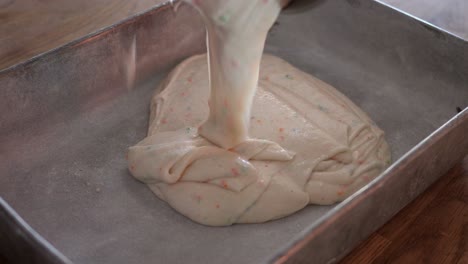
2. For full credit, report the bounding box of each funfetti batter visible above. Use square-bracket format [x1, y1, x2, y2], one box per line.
[127, 0, 391, 226]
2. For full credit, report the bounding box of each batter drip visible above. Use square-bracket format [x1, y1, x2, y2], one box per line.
[127, 0, 391, 226]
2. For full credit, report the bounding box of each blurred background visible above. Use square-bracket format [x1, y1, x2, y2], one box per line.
[0, 0, 467, 71]
[0, 0, 164, 70]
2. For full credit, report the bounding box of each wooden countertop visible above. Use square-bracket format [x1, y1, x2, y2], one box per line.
[0, 0, 467, 263]
[0, 0, 163, 70]
[342, 157, 468, 264]
[1, 0, 467, 71]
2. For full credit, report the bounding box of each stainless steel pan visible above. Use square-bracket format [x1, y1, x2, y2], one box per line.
[1, 1, 467, 263]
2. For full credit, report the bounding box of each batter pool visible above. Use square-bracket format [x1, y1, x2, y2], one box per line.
[127, 0, 391, 226]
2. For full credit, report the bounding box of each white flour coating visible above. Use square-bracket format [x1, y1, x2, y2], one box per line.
[127, 0, 391, 226]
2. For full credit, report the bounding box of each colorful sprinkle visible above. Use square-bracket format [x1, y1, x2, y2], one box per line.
[231, 168, 240, 176]
[187, 77, 193, 83]
[161, 118, 168, 124]
[279, 127, 284, 133]
[192, 194, 203, 203]
[318, 105, 327, 112]
[216, 203, 220, 209]
[219, 15, 228, 23]
[130, 164, 135, 171]
[221, 180, 228, 189]
[279, 135, 285, 141]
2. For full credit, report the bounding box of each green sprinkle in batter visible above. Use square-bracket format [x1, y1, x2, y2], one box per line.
[318, 105, 328, 112]
[218, 14, 229, 23]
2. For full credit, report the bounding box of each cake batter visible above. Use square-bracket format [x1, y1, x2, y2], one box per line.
[127, 0, 391, 226]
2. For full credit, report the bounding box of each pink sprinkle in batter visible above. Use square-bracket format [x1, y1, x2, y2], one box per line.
[192, 194, 203, 203]
[221, 180, 228, 189]
[231, 168, 240, 176]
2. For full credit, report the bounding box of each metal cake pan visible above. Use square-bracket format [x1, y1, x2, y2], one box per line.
[1, 0, 467, 263]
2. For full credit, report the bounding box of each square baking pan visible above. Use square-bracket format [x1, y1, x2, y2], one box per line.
[1, 0, 467, 263]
